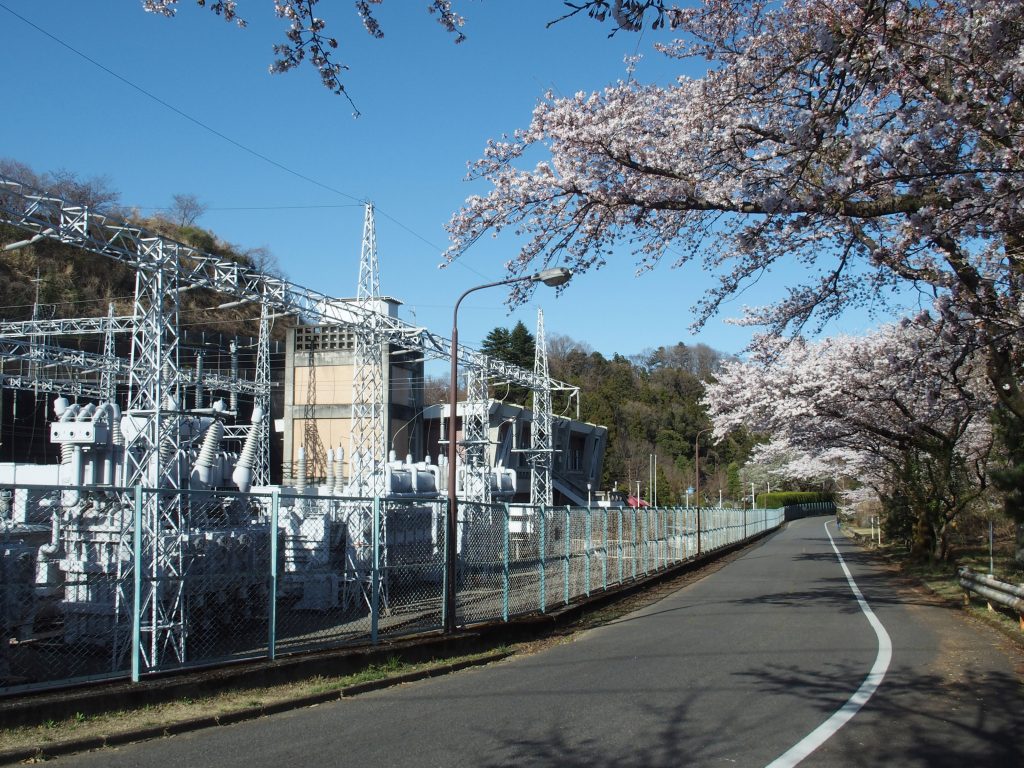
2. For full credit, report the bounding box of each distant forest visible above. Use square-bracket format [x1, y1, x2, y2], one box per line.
[476, 320, 759, 503]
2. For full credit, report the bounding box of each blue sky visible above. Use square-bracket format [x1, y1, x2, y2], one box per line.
[0, 1, 915, 365]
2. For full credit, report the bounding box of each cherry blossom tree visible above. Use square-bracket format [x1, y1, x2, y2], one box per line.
[746, 436, 865, 492]
[139, 2, 681, 112]
[443, 0, 1023, 499]
[141, 0, 468, 114]
[704, 319, 993, 560]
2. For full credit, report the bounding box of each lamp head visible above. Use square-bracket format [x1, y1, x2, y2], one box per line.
[533, 267, 572, 287]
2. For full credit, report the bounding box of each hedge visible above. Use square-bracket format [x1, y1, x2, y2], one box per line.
[755, 491, 836, 509]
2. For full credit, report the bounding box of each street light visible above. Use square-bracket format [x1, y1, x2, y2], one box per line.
[695, 427, 713, 555]
[445, 267, 571, 633]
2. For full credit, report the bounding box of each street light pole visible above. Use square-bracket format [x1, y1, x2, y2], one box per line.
[445, 267, 571, 633]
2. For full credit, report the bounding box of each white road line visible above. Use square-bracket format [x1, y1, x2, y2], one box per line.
[765, 521, 893, 768]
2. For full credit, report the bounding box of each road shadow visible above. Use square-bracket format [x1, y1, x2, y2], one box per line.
[735, 661, 1024, 767]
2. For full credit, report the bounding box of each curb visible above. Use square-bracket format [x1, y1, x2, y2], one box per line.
[0, 649, 514, 765]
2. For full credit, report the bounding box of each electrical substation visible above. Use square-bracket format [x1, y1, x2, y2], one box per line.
[0, 172, 613, 692]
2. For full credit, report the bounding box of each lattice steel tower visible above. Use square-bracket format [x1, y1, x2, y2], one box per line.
[254, 299, 271, 486]
[530, 308, 554, 506]
[349, 203, 386, 497]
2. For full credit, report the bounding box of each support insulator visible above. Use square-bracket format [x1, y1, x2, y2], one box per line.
[296, 446, 307, 493]
[230, 339, 239, 413]
[334, 446, 345, 494]
[195, 353, 205, 410]
[231, 406, 264, 493]
[194, 420, 224, 488]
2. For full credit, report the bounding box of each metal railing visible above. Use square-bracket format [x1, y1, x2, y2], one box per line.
[958, 567, 1024, 630]
[1, 484, 784, 697]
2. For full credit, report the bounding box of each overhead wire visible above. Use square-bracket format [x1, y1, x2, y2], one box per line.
[0, 1, 494, 283]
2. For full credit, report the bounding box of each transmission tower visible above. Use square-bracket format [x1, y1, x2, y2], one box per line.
[302, 332, 326, 483]
[101, 303, 117, 402]
[254, 299, 271, 486]
[530, 308, 554, 506]
[349, 202, 386, 497]
[122, 241, 186, 670]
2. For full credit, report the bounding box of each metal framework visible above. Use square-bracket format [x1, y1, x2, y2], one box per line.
[0, 372, 105, 398]
[462, 366, 492, 504]
[100, 304, 118, 402]
[0, 170, 586, 671]
[254, 300, 271, 486]
[0, 314, 134, 337]
[0, 171, 579, 421]
[301, 333, 326, 482]
[0, 337, 266, 398]
[530, 308, 554, 506]
[349, 203, 385, 497]
[0, 181, 579, 410]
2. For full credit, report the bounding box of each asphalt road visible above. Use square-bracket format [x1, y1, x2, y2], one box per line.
[50, 516, 1024, 767]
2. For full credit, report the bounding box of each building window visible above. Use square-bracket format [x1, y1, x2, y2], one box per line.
[570, 449, 582, 472]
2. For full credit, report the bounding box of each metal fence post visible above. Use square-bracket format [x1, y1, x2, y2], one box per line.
[539, 505, 546, 613]
[658, 508, 664, 569]
[585, 506, 592, 597]
[131, 484, 143, 683]
[371, 496, 381, 644]
[564, 507, 570, 605]
[268, 488, 279, 660]
[631, 509, 637, 580]
[672, 508, 677, 563]
[618, 510, 624, 584]
[641, 509, 648, 576]
[503, 503, 510, 622]
[442, 501, 450, 629]
[602, 507, 608, 591]
[697, 504, 702, 557]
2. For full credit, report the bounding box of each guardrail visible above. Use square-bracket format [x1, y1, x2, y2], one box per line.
[958, 567, 1024, 630]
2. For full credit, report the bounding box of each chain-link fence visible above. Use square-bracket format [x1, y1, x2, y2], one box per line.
[1, 485, 135, 695]
[2, 483, 784, 697]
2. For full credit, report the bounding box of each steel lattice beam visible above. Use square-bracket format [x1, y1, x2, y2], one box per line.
[0, 314, 134, 337]
[0, 372, 105, 398]
[0, 173, 578, 397]
[0, 338, 267, 398]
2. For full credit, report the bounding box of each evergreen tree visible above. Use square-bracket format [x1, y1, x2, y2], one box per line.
[481, 321, 535, 405]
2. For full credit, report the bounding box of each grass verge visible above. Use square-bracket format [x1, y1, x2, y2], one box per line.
[0, 648, 509, 757]
[843, 524, 1024, 644]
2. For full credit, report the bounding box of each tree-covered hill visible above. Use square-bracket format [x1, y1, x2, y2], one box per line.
[485, 325, 759, 503]
[0, 159, 284, 341]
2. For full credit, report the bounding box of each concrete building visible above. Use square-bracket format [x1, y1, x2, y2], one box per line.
[422, 400, 607, 506]
[282, 298, 607, 500]
[281, 297, 424, 482]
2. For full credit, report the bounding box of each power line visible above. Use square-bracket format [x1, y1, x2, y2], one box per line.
[0, 2, 365, 205]
[139, 204, 364, 212]
[0, 2, 494, 282]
